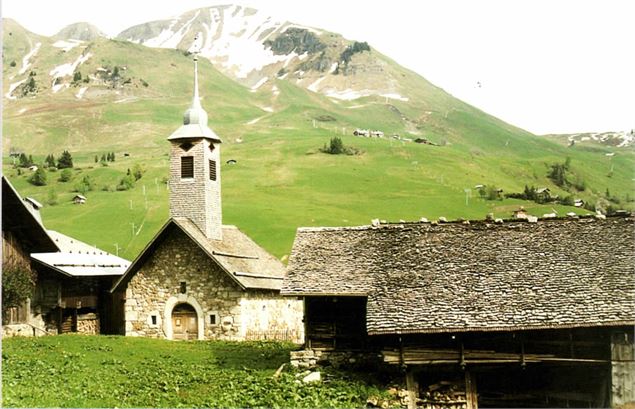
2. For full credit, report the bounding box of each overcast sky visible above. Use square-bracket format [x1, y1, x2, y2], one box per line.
[2, 0, 633, 135]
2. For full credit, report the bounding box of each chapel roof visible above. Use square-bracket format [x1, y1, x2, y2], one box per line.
[111, 217, 286, 292]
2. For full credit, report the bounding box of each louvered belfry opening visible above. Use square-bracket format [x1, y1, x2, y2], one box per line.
[209, 159, 217, 181]
[181, 156, 194, 179]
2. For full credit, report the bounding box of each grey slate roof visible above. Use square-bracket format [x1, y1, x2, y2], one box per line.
[282, 216, 635, 335]
[112, 217, 285, 292]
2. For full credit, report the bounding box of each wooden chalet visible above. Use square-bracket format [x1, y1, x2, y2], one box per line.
[2, 176, 129, 336]
[282, 215, 635, 408]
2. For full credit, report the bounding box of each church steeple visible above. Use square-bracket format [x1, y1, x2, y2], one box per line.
[168, 54, 223, 240]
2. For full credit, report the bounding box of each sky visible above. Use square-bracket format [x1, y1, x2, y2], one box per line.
[2, 0, 633, 135]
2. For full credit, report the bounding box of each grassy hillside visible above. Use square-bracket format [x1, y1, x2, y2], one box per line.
[3, 25, 633, 261]
[2, 335, 392, 408]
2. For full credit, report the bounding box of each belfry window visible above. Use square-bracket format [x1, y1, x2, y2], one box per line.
[209, 160, 217, 181]
[181, 156, 194, 178]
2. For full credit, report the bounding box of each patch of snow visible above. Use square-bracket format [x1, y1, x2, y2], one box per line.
[5, 79, 26, 100]
[19, 42, 41, 75]
[380, 93, 409, 102]
[308, 76, 326, 92]
[580, 136, 591, 141]
[605, 152, 615, 157]
[53, 39, 83, 52]
[282, 24, 322, 36]
[114, 96, 138, 104]
[261, 106, 274, 112]
[329, 62, 338, 73]
[52, 83, 68, 93]
[347, 104, 366, 109]
[75, 87, 88, 99]
[272, 85, 280, 96]
[49, 52, 92, 78]
[326, 88, 373, 100]
[297, 52, 308, 61]
[246, 115, 266, 125]
[277, 72, 288, 80]
[18, 108, 27, 114]
[128, 6, 295, 79]
[250, 77, 268, 91]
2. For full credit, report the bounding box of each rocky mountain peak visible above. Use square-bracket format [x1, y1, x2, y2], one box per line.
[54, 22, 106, 42]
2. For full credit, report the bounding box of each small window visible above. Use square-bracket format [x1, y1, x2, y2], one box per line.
[209, 159, 217, 181]
[151, 315, 157, 325]
[180, 281, 187, 294]
[181, 156, 194, 178]
[180, 142, 193, 152]
[209, 314, 217, 325]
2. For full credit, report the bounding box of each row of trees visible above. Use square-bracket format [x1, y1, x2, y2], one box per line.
[18, 151, 73, 169]
[95, 152, 116, 163]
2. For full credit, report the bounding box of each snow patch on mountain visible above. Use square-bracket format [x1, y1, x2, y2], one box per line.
[5, 79, 27, 100]
[19, 42, 41, 75]
[308, 76, 327, 92]
[380, 93, 409, 102]
[75, 87, 88, 99]
[49, 52, 92, 79]
[53, 39, 83, 52]
[250, 76, 268, 91]
[49, 52, 92, 93]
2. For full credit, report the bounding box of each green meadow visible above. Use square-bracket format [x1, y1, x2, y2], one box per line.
[2, 335, 393, 408]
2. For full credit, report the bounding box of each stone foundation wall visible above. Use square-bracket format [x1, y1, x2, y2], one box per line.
[290, 349, 382, 369]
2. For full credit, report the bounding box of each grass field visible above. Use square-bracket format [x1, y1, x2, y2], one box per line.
[1, 335, 394, 408]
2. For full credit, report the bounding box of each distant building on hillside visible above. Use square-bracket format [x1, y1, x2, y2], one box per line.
[110, 56, 303, 342]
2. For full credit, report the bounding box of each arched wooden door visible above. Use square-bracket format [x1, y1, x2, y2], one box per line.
[171, 303, 198, 340]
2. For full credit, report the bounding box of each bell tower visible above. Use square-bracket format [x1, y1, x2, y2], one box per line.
[168, 54, 223, 240]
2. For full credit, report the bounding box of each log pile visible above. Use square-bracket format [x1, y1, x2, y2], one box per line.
[417, 380, 467, 409]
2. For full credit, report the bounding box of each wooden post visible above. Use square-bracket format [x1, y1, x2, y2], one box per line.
[405, 368, 418, 409]
[611, 331, 635, 408]
[465, 370, 478, 409]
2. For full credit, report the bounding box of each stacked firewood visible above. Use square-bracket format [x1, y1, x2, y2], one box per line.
[417, 380, 467, 409]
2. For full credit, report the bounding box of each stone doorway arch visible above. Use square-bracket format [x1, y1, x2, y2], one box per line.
[164, 295, 204, 340]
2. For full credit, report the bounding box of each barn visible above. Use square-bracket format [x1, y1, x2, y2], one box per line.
[282, 215, 635, 408]
[2, 176, 129, 336]
[109, 56, 303, 342]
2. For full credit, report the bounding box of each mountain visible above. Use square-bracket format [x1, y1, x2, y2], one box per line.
[116, 5, 434, 104]
[2, 11, 633, 260]
[53, 22, 106, 42]
[543, 130, 635, 149]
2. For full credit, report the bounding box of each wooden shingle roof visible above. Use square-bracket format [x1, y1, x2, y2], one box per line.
[282, 216, 635, 335]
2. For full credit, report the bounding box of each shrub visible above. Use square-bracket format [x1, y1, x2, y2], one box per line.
[28, 168, 47, 186]
[74, 175, 94, 194]
[59, 168, 73, 182]
[2, 260, 35, 316]
[47, 188, 58, 206]
[116, 175, 135, 191]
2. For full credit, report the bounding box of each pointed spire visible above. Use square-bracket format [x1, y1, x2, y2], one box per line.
[181, 51, 208, 127]
[191, 54, 202, 110]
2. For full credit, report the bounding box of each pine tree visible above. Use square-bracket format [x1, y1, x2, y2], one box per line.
[111, 152, 116, 162]
[94, 155, 99, 163]
[57, 150, 73, 169]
